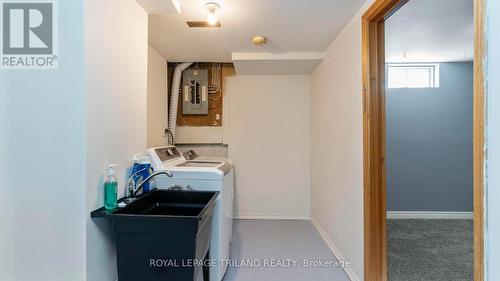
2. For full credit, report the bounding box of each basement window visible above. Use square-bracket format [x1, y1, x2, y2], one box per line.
[387, 64, 440, 88]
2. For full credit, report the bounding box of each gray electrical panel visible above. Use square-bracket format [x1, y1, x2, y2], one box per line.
[182, 68, 209, 115]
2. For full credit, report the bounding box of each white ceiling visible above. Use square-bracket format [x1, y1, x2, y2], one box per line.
[137, 0, 180, 14]
[385, 0, 474, 63]
[148, 0, 365, 62]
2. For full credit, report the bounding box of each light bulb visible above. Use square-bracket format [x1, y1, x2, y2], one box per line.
[207, 11, 218, 25]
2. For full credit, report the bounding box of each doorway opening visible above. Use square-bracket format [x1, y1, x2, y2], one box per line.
[361, 0, 486, 281]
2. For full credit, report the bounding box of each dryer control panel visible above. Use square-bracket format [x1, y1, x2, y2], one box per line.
[155, 147, 182, 162]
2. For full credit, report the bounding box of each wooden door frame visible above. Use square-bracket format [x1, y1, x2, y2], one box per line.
[361, 0, 486, 281]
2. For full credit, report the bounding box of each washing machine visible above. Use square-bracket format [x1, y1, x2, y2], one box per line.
[148, 146, 234, 281]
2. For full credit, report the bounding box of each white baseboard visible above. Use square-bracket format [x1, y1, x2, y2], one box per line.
[234, 214, 310, 220]
[311, 217, 361, 281]
[386, 211, 473, 219]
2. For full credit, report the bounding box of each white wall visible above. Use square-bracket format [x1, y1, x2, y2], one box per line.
[487, 0, 500, 279]
[2, 1, 87, 280]
[225, 75, 311, 219]
[0, 70, 12, 281]
[147, 46, 168, 147]
[310, 1, 372, 280]
[175, 126, 224, 144]
[85, 1, 148, 281]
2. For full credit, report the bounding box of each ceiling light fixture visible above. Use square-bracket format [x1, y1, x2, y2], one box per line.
[204, 2, 220, 25]
[252, 36, 267, 45]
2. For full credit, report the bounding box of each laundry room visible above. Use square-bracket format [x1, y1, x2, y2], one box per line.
[93, 0, 316, 280]
[2, 0, 498, 281]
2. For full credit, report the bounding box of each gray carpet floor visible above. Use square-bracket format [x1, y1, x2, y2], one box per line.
[387, 219, 473, 281]
[222, 220, 350, 281]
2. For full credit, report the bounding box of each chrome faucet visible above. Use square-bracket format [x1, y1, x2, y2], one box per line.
[126, 170, 174, 199]
[131, 171, 174, 198]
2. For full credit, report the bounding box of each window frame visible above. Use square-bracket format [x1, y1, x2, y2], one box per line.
[386, 63, 440, 89]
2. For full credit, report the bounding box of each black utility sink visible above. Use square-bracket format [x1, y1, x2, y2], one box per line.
[113, 190, 217, 217]
[91, 190, 219, 281]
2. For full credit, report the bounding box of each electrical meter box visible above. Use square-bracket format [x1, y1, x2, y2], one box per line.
[182, 69, 209, 115]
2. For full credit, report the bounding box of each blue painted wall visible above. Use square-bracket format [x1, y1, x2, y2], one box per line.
[386, 62, 473, 212]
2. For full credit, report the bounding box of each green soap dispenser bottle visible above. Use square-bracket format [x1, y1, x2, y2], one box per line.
[104, 164, 118, 210]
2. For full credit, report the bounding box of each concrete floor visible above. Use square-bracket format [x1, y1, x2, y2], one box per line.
[221, 220, 350, 281]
